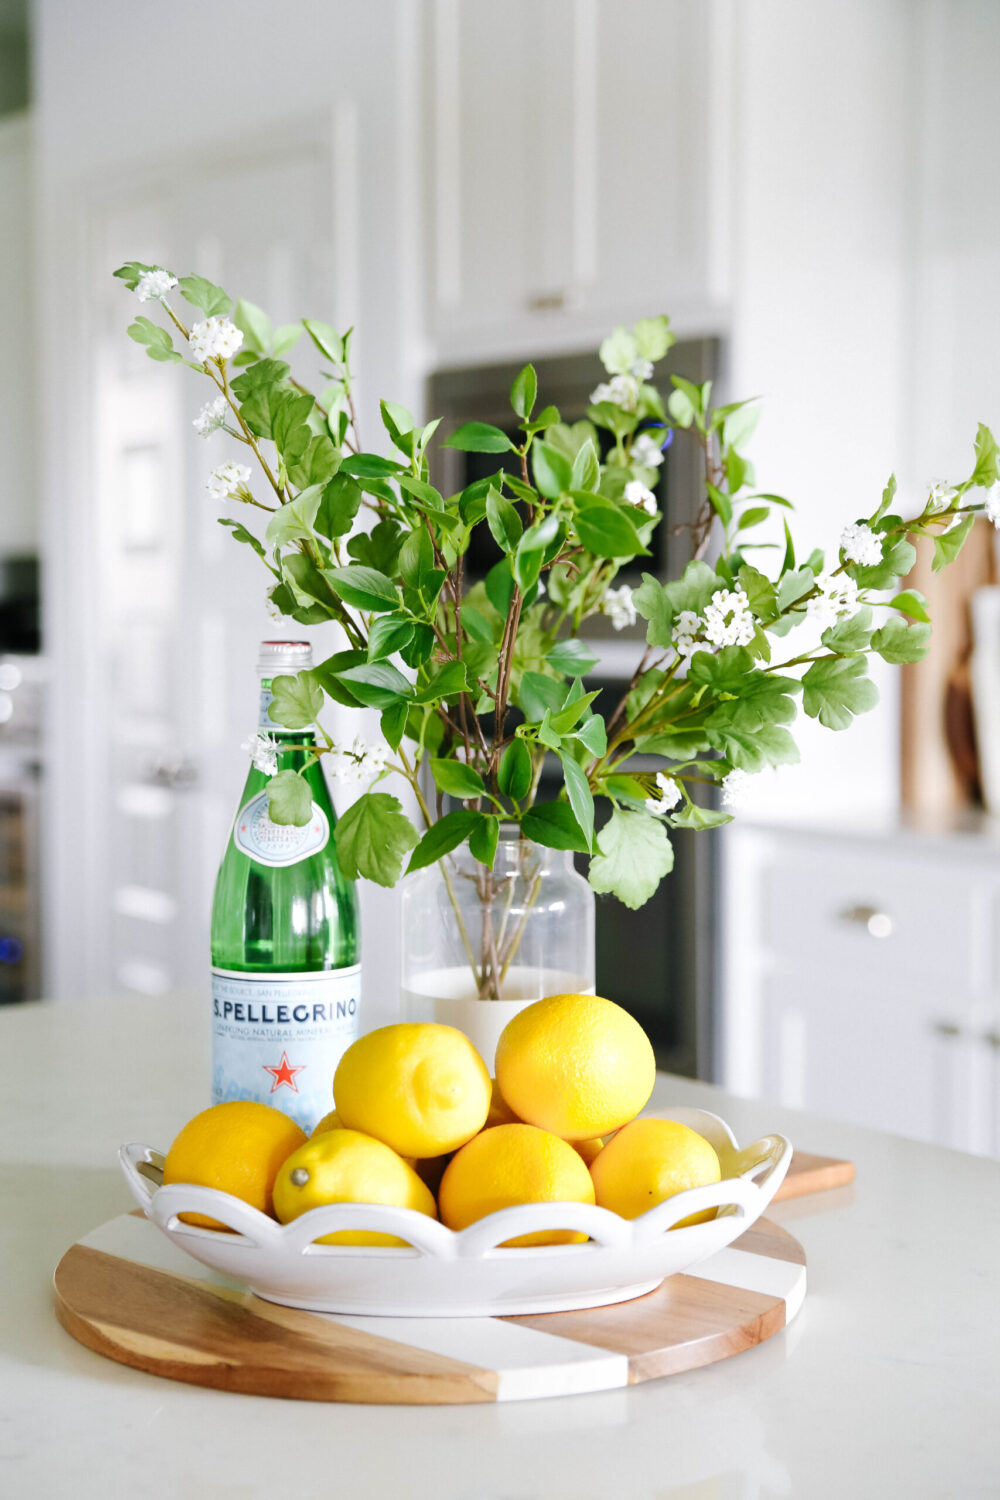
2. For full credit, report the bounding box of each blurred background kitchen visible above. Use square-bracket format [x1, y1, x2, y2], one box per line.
[3, 0, 1000, 1155]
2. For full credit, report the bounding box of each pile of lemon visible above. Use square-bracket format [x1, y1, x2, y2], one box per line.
[163, 993, 723, 1246]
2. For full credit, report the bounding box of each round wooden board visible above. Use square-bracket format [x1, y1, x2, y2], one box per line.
[53, 1212, 806, 1405]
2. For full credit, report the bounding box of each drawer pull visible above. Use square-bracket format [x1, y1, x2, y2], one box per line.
[838, 904, 893, 939]
[983, 1031, 1000, 1050]
[932, 1021, 961, 1038]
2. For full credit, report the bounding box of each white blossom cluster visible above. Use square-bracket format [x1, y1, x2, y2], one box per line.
[603, 584, 636, 631]
[135, 268, 178, 302]
[840, 521, 883, 568]
[327, 736, 389, 786]
[193, 395, 228, 437]
[241, 732, 278, 778]
[806, 570, 861, 631]
[645, 772, 682, 816]
[721, 768, 751, 808]
[624, 479, 657, 515]
[189, 316, 244, 363]
[206, 462, 252, 501]
[590, 373, 639, 411]
[927, 482, 958, 513]
[985, 486, 1000, 529]
[632, 431, 665, 469]
[673, 584, 755, 661]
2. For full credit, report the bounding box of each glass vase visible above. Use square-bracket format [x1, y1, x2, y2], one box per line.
[400, 826, 595, 1067]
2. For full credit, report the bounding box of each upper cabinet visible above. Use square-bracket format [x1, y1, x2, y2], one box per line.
[424, 0, 731, 361]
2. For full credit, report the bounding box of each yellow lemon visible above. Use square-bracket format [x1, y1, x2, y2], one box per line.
[485, 1077, 521, 1128]
[334, 1023, 491, 1158]
[272, 1128, 438, 1246]
[162, 1101, 306, 1230]
[495, 994, 656, 1140]
[590, 1116, 722, 1227]
[572, 1136, 605, 1166]
[439, 1123, 596, 1247]
[310, 1108, 343, 1138]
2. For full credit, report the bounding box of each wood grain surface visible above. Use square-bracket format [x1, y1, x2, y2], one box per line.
[53, 1213, 807, 1405]
[774, 1150, 855, 1201]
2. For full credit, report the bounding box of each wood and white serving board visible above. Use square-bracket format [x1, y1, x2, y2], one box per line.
[54, 1211, 806, 1405]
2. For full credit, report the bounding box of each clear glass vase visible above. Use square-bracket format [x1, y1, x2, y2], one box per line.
[400, 826, 596, 1065]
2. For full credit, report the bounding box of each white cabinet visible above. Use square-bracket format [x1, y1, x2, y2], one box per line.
[424, 0, 729, 360]
[720, 822, 1000, 1156]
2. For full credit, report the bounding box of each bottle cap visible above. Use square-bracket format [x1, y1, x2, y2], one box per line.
[257, 640, 313, 672]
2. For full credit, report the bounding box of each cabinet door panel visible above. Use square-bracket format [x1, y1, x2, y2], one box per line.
[761, 973, 973, 1150]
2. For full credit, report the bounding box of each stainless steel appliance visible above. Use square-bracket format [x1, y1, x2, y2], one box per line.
[427, 342, 720, 1078]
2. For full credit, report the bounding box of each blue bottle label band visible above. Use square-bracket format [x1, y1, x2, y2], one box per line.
[232, 791, 329, 868]
[211, 965, 361, 1133]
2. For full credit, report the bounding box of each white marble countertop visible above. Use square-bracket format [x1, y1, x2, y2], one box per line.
[2, 993, 999, 1500]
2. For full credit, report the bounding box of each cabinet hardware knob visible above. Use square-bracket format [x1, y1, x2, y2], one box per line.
[526, 289, 571, 313]
[932, 1021, 961, 1038]
[144, 755, 198, 791]
[838, 904, 893, 938]
[983, 1031, 1000, 1050]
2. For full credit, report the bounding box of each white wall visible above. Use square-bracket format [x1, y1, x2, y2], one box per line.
[0, 113, 35, 556]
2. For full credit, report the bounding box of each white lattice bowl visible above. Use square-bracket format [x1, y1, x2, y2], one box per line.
[119, 1108, 791, 1317]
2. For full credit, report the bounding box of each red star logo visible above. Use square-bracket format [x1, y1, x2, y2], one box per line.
[262, 1050, 305, 1093]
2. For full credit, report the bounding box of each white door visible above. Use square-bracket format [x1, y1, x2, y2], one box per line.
[81, 122, 348, 1003]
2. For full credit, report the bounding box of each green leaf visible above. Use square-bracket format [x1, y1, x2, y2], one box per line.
[469, 814, 500, 868]
[574, 713, 607, 756]
[633, 315, 673, 362]
[932, 515, 975, 574]
[281, 552, 339, 613]
[706, 483, 733, 528]
[781, 519, 796, 573]
[486, 489, 523, 553]
[346, 520, 402, 576]
[550, 688, 600, 735]
[340, 452, 402, 479]
[310, 649, 367, 708]
[443, 422, 513, 454]
[888, 589, 931, 623]
[599, 325, 638, 375]
[271, 391, 314, 463]
[669, 802, 733, 831]
[218, 517, 267, 561]
[367, 614, 414, 661]
[498, 739, 533, 800]
[821, 605, 873, 656]
[412, 661, 468, 702]
[381, 701, 408, 753]
[335, 793, 419, 886]
[325, 565, 399, 613]
[737, 506, 771, 532]
[737, 564, 777, 618]
[233, 298, 271, 353]
[485, 559, 514, 617]
[633, 561, 718, 648]
[687, 645, 754, 692]
[407, 810, 483, 872]
[511, 364, 537, 421]
[705, 722, 800, 771]
[521, 800, 591, 853]
[848, 534, 917, 590]
[268, 671, 323, 730]
[178, 274, 232, 318]
[571, 439, 600, 492]
[870, 616, 932, 664]
[802, 656, 880, 730]
[722, 403, 760, 452]
[315, 473, 363, 541]
[873, 473, 897, 525]
[398, 526, 435, 589]
[970, 422, 1000, 489]
[548, 638, 599, 676]
[265, 487, 323, 547]
[302, 319, 345, 365]
[265, 769, 312, 827]
[532, 440, 573, 498]
[290, 433, 340, 489]
[667, 387, 697, 428]
[230, 358, 291, 398]
[587, 809, 674, 910]
[337, 661, 414, 709]
[574, 498, 645, 559]
[126, 316, 182, 363]
[113, 260, 159, 290]
[558, 751, 595, 852]
[518, 671, 566, 723]
[430, 758, 487, 800]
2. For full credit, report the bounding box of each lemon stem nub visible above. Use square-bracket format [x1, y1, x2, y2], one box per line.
[290, 1167, 310, 1187]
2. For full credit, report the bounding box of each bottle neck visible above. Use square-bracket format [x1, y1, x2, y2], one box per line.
[258, 674, 317, 742]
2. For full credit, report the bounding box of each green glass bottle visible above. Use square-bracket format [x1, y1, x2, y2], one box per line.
[210, 640, 360, 1132]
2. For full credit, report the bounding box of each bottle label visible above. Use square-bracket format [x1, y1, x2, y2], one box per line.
[233, 791, 329, 867]
[259, 676, 277, 732]
[211, 966, 361, 1132]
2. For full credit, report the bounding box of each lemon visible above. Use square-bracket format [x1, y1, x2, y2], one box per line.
[310, 1108, 343, 1138]
[485, 1077, 521, 1128]
[572, 1136, 605, 1166]
[495, 994, 656, 1140]
[273, 1128, 438, 1246]
[439, 1123, 596, 1247]
[162, 1101, 306, 1230]
[334, 1023, 491, 1158]
[589, 1116, 722, 1227]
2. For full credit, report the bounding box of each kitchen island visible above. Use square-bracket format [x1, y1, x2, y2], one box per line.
[2, 993, 998, 1499]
